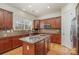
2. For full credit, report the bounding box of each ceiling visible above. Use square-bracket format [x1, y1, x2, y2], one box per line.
[8, 3, 67, 17]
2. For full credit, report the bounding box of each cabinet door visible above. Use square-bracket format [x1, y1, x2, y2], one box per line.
[45, 38, 50, 54]
[0, 39, 12, 54]
[34, 20, 40, 29]
[55, 17, 61, 28]
[50, 35, 57, 43]
[12, 38, 22, 48]
[35, 40, 45, 55]
[0, 9, 4, 29]
[0, 39, 5, 54]
[4, 11, 13, 29]
[50, 19, 56, 28]
[50, 35, 53, 43]
[4, 39, 12, 51]
[56, 34, 61, 44]
[50, 34, 61, 44]
[23, 43, 35, 55]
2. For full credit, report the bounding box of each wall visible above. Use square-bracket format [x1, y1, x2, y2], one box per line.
[61, 3, 77, 48]
[38, 11, 61, 19]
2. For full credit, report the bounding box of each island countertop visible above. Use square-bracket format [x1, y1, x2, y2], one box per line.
[20, 34, 50, 44]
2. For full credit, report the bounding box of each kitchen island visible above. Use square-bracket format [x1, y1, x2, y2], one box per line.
[20, 34, 50, 55]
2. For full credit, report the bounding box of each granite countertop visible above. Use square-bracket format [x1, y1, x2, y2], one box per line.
[0, 30, 29, 38]
[20, 34, 50, 44]
[38, 29, 61, 34]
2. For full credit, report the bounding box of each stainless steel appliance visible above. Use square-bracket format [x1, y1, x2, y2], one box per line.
[70, 17, 77, 49]
[76, 4, 79, 54]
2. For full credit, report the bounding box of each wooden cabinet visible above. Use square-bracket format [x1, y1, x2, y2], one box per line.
[54, 17, 61, 28]
[50, 34, 61, 44]
[4, 39, 12, 52]
[45, 38, 50, 54]
[33, 20, 40, 29]
[4, 11, 13, 29]
[0, 8, 13, 30]
[0, 39, 12, 54]
[33, 17, 61, 29]
[12, 38, 22, 48]
[51, 35, 57, 43]
[0, 37, 22, 54]
[35, 40, 45, 55]
[23, 42, 35, 55]
[0, 9, 4, 29]
[0, 39, 5, 54]
[47, 17, 61, 29]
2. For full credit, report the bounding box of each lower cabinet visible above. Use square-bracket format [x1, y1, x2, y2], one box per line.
[0, 39, 6, 54]
[50, 34, 61, 44]
[0, 38, 22, 54]
[0, 39, 12, 54]
[23, 43, 35, 55]
[35, 40, 45, 55]
[4, 39, 12, 52]
[12, 38, 22, 48]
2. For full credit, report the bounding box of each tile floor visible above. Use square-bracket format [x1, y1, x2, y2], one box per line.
[2, 43, 77, 55]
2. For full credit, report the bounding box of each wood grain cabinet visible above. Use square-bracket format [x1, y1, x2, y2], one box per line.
[4, 11, 13, 29]
[23, 43, 35, 55]
[0, 39, 5, 54]
[35, 40, 45, 55]
[0, 9, 4, 29]
[50, 34, 61, 44]
[33, 20, 40, 29]
[0, 38, 22, 54]
[0, 8, 13, 30]
[0, 39, 12, 54]
[4, 39, 12, 52]
[12, 38, 22, 49]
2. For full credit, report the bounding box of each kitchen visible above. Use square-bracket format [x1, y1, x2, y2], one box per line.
[0, 3, 78, 55]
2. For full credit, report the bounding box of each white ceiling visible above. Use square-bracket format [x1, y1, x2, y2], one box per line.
[8, 3, 67, 17]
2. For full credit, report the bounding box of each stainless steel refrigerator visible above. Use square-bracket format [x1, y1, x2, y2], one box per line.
[76, 4, 79, 54]
[70, 4, 79, 55]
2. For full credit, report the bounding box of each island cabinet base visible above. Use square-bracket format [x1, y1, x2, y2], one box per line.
[23, 39, 50, 55]
[23, 43, 35, 55]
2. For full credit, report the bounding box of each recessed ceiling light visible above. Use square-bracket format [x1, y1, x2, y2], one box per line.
[28, 5, 32, 8]
[35, 10, 39, 12]
[22, 9, 26, 11]
[47, 6, 50, 9]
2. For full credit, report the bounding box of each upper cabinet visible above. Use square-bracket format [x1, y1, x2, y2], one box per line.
[0, 8, 13, 30]
[50, 17, 61, 29]
[4, 10, 13, 29]
[33, 16, 61, 29]
[33, 20, 40, 29]
[0, 9, 4, 30]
